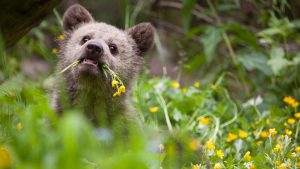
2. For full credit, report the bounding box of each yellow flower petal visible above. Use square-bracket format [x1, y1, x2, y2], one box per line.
[287, 118, 295, 124]
[0, 145, 11, 168]
[269, 128, 277, 138]
[239, 130, 248, 138]
[188, 139, 200, 151]
[113, 91, 120, 97]
[243, 151, 251, 161]
[193, 164, 200, 169]
[172, 82, 180, 89]
[119, 85, 126, 93]
[16, 122, 23, 130]
[285, 129, 292, 136]
[226, 133, 238, 142]
[216, 149, 224, 159]
[199, 117, 210, 125]
[205, 139, 215, 150]
[58, 34, 65, 40]
[214, 163, 222, 169]
[111, 80, 119, 88]
[52, 48, 58, 54]
[249, 163, 256, 169]
[294, 112, 300, 119]
[279, 163, 287, 169]
[149, 106, 159, 113]
[194, 82, 200, 88]
[260, 131, 269, 138]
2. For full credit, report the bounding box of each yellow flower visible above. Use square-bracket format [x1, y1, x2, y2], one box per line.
[205, 139, 215, 150]
[287, 118, 295, 124]
[199, 117, 210, 125]
[0, 145, 11, 168]
[290, 152, 296, 158]
[216, 149, 224, 159]
[294, 112, 300, 119]
[111, 80, 119, 88]
[113, 91, 120, 97]
[210, 84, 217, 90]
[275, 160, 280, 166]
[260, 131, 269, 138]
[243, 151, 251, 161]
[269, 128, 277, 138]
[193, 164, 200, 169]
[285, 129, 292, 136]
[182, 87, 188, 94]
[52, 48, 58, 54]
[214, 163, 222, 169]
[283, 96, 299, 108]
[273, 144, 281, 153]
[58, 34, 65, 40]
[16, 122, 23, 130]
[278, 163, 286, 169]
[297, 162, 300, 167]
[295, 146, 300, 153]
[188, 139, 200, 151]
[292, 102, 299, 108]
[226, 133, 238, 142]
[194, 82, 200, 88]
[118, 85, 126, 93]
[239, 130, 248, 138]
[149, 106, 159, 113]
[249, 163, 256, 169]
[172, 82, 180, 89]
[280, 134, 285, 140]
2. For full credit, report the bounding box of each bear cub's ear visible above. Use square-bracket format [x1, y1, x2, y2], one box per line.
[127, 23, 155, 56]
[63, 4, 94, 32]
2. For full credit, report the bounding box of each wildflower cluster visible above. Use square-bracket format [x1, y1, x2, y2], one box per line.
[283, 96, 299, 108]
[102, 64, 126, 97]
[226, 130, 248, 142]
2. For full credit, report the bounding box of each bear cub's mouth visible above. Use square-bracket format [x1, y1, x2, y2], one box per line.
[81, 58, 98, 66]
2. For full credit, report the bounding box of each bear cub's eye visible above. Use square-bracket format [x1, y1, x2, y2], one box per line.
[109, 44, 118, 55]
[81, 35, 91, 45]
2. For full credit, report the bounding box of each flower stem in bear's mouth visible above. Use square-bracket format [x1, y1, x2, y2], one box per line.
[59, 60, 80, 74]
[102, 64, 126, 97]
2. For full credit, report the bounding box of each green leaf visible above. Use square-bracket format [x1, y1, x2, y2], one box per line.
[238, 52, 272, 75]
[225, 23, 259, 50]
[267, 47, 292, 75]
[182, 0, 196, 32]
[292, 53, 300, 64]
[184, 54, 205, 73]
[270, 47, 284, 59]
[201, 26, 222, 62]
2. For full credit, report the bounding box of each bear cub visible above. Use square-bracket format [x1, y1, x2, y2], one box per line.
[51, 4, 154, 125]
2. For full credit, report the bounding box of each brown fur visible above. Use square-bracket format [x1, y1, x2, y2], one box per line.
[52, 4, 154, 125]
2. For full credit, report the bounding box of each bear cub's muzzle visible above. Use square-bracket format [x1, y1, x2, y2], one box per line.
[80, 41, 104, 68]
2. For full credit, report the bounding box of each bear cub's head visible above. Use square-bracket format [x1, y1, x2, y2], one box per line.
[59, 4, 154, 93]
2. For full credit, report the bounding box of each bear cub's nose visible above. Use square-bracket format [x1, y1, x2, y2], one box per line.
[86, 43, 103, 56]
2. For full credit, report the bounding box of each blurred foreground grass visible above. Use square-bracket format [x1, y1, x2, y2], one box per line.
[0, 71, 300, 168]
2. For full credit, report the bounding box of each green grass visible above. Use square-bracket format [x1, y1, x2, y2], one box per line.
[0, 72, 299, 169]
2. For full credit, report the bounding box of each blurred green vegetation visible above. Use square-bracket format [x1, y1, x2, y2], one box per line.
[1, 0, 300, 168]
